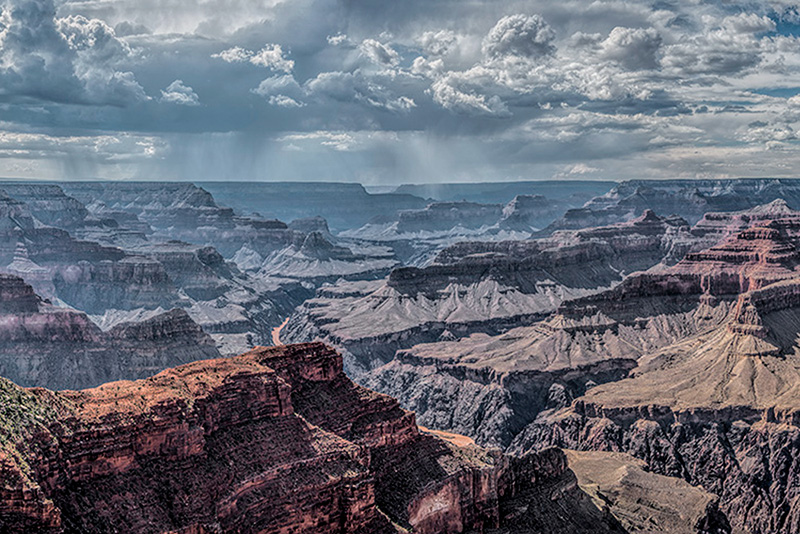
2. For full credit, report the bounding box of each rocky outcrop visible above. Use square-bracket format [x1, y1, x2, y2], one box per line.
[288, 215, 334, 239]
[0, 275, 221, 390]
[0, 342, 622, 534]
[0, 190, 124, 268]
[52, 257, 178, 313]
[0, 273, 41, 312]
[61, 182, 401, 286]
[499, 194, 574, 231]
[202, 181, 430, 232]
[0, 184, 93, 229]
[495, 203, 800, 533]
[285, 210, 694, 376]
[564, 450, 730, 534]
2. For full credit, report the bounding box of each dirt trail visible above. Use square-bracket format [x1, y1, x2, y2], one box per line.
[271, 318, 289, 346]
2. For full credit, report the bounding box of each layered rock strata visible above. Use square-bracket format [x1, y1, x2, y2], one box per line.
[0, 342, 622, 534]
[284, 210, 693, 376]
[0, 275, 220, 390]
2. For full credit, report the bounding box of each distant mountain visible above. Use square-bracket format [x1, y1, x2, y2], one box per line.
[393, 180, 616, 205]
[199, 181, 429, 232]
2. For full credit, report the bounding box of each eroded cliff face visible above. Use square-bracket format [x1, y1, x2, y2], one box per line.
[0, 342, 622, 534]
[544, 178, 800, 232]
[351, 201, 800, 533]
[503, 206, 800, 533]
[0, 275, 221, 390]
[284, 210, 694, 377]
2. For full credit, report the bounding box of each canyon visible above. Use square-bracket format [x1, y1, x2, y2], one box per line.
[6, 178, 800, 532]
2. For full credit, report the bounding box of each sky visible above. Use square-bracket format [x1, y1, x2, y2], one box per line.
[2, 0, 800, 183]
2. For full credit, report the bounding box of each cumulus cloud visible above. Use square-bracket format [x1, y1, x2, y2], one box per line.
[327, 33, 347, 46]
[431, 73, 510, 117]
[722, 13, 777, 34]
[599, 27, 661, 70]
[0, 0, 147, 105]
[160, 79, 199, 105]
[418, 29, 457, 56]
[482, 14, 555, 59]
[251, 74, 305, 106]
[212, 44, 294, 72]
[305, 70, 416, 112]
[359, 39, 400, 67]
[6, 0, 800, 181]
[661, 14, 776, 75]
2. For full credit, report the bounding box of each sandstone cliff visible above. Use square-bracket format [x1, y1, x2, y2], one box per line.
[0, 342, 623, 534]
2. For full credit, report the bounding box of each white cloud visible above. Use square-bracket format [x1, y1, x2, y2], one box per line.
[212, 44, 294, 72]
[599, 27, 661, 70]
[305, 70, 416, 112]
[159, 79, 199, 105]
[482, 14, 555, 59]
[327, 33, 347, 46]
[721, 13, 776, 34]
[252, 74, 305, 106]
[418, 30, 457, 56]
[0, 1, 147, 105]
[431, 73, 510, 117]
[359, 38, 400, 67]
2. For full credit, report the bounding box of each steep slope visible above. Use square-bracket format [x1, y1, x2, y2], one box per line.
[0, 342, 623, 534]
[0, 184, 317, 354]
[564, 450, 730, 534]
[364, 201, 800, 451]
[61, 181, 401, 284]
[285, 210, 693, 376]
[496, 206, 800, 533]
[0, 274, 221, 390]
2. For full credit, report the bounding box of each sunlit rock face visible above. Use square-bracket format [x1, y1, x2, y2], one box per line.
[0, 342, 622, 534]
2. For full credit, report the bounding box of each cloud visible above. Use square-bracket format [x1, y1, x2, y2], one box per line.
[251, 74, 305, 106]
[553, 162, 601, 178]
[431, 72, 510, 117]
[599, 27, 661, 70]
[482, 14, 556, 59]
[359, 38, 400, 67]
[6, 0, 800, 182]
[722, 13, 776, 34]
[327, 33, 347, 46]
[660, 14, 776, 75]
[418, 29, 457, 56]
[278, 131, 357, 151]
[113, 21, 152, 37]
[160, 79, 200, 105]
[0, 128, 166, 161]
[305, 70, 416, 112]
[212, 44, 294, 72]
[0, 0, 147, 105]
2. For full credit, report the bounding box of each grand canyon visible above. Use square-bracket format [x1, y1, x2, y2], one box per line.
[1, 178, 800, 533]
[5, 0, 800, 532]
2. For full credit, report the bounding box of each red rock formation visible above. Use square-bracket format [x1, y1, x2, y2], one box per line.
[0, 342, 620, 534]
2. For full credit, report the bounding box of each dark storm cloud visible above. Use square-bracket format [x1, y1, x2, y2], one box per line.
[2, 0, 800, 181]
